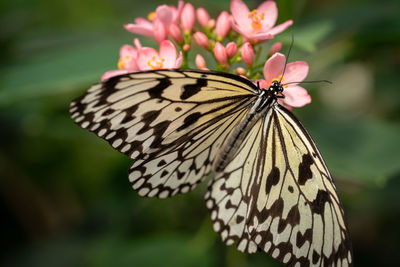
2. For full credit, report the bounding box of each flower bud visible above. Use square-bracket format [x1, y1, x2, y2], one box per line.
[195, 54, 207, 69]
[193, 32, 210, 49]
[269, 42, 282, 56]
[216, 11, 231, 39]
[225, 42, 237, 58]
[181, 3, 195, 31]
[241, 42, 254, 67]
[183, 44, 190, 52]
[236, 67, 246, 75]
[207, 19, 215, 29]
[214, 42, 227, 65]
[169, 24, 182, 44]
[196, 7, 210, 27]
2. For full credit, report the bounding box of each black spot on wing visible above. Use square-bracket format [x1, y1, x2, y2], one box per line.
[298, 154, 313, 185]
[236, 215, 244, 223]
[265, 167, 280, 194]
[157, 159, 167, 167]
[312, 250, 320, 265]
[177, 112, 202, 131]
[296, 228, 312, 248]
[180, 78, 207, 100]
[286, 205, 300, 226]
[121, 104, 138, 124]
[148, 78, 172, 98]
[310, 190, 330, 214]
[138, 110, 162, 134]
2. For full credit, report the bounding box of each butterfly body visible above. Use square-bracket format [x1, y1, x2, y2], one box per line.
[70, 69, 352, 267]
[213, 88, 276, 172]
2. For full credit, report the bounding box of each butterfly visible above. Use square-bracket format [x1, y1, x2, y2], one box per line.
[70, 69, 352, 267]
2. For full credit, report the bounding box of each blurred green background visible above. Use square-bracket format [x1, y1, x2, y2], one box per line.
[1, 0, 399, 266]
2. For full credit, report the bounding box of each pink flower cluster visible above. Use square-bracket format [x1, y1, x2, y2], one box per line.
[102, 0, 311, 109]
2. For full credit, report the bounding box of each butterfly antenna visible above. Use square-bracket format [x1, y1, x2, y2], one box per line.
[284, 80, 333, 86]
[279, 31, 295, 84]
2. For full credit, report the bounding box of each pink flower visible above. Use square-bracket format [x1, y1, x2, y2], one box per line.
[230, 0, 293, 42]
[136, 40, 183, 71]
[214, 42, 228, 65]
[225, 42, 237, 58]
[181, 3, 195, 31]
[196, 7, 210, 27]
[193, 32, 210, 49]
[241, 42, 254, 66]
[124, 1, 184, 43]
[257, 53, 310, 108]
[101, 39, 142, 80]
[195, 54, 208, 70]
[216, 11, 231, 39]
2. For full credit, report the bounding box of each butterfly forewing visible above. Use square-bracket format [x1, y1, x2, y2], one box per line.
[70, 69, 257, 197]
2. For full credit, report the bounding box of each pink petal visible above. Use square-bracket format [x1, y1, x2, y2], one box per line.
[231, 22, 247, 37]
[257, 0, 278, 30]
[263, 52, 286, 85]
[174, 51, 183, 68]
[133, 38, 142, 49]
[101, 69, 128, 80]
[120, 45, 136, 58]
[256, 79, 269, 89]
[230, 0, 252, 33]
[125, 58, 139, 71]
[173, 0, 185, 24]
[283, 85, 311, 107]
[156, 5, 173, 26]
[153, 18, 168, 43]
[266, 20, 293, 36]
[251, 32, 274, 41]
[124, 24, 154, 36]
[135, 17, 153, 27]
[159, 40, 177, 68]
[282, 61, 309, 85]
[136, 47, 158, 70]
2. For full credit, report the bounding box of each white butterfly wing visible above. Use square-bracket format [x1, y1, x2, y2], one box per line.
[70, 69, 257, 198]
[206, 104, 352, 267]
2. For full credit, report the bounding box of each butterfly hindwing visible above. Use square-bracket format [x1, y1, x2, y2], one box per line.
[70, 69, 257, 197]
[206, 104, 352, 267]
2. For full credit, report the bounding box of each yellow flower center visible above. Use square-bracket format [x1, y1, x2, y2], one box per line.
[147, 55, 165, 69]
[248, 9, 264, 31]
[148, 11, 156, 21]
[118, 55, 130, 70]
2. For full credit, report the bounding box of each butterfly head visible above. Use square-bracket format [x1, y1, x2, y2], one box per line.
[267, 80, 285, 98]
